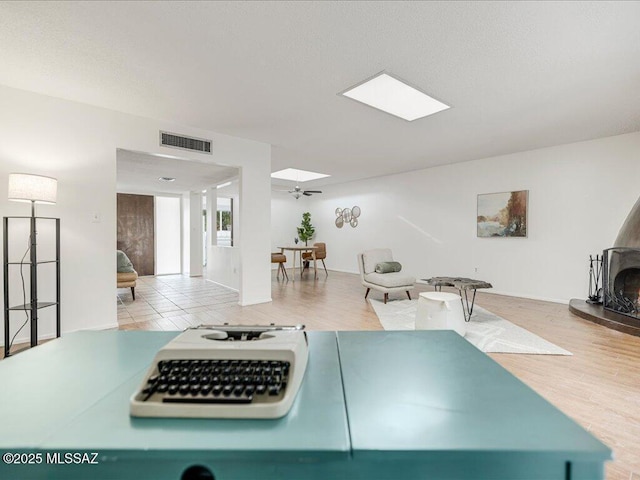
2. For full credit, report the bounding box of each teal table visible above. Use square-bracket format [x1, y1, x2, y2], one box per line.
[0, 330, 610, 479]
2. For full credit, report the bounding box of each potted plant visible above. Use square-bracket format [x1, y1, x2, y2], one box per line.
[297, 212, 315, 246]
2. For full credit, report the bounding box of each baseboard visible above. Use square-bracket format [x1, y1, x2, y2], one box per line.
[0, 321, 119, 348]
[72, 321, 120, 332]
[329, 269, 570, 305]
[0, 331, 59, 349]
[475, 290, 569, 305]
[238, 297, 272, 307]
[204, 278, 239, 292]
[328, 267, 359, 275]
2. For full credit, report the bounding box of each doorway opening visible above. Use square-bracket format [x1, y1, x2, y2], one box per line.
[116, 149, 238, 279]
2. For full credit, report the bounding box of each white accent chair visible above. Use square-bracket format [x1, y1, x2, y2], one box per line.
[357, 249, 415, 304]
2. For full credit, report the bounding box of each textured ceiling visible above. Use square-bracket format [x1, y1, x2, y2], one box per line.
[117, 150, 237, 195]
[1, 1, 639, 187]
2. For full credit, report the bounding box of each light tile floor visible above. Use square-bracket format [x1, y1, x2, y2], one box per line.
[116, 275, 238, 330]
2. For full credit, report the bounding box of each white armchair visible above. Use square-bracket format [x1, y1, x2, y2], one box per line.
[357, 249, 415, 304]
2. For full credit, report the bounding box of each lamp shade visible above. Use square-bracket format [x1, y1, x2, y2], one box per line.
[8, 173, 57, 204]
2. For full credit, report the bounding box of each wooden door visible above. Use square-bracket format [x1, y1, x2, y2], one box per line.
[117, 193, 154, 276]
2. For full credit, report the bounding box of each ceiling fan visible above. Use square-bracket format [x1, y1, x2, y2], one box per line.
[288, 185, 322, 199]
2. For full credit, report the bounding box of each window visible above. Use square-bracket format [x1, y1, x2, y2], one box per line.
[156, 196, 181, 274]
[217, 197, 233, 247]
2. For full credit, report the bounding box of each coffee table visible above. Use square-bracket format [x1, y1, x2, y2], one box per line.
[419, 276, 493, 321]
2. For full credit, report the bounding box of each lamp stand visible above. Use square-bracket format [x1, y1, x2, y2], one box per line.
[5, 173, 60, 356]
[3, 209, 60, 358]
[29, 200, 38, 350]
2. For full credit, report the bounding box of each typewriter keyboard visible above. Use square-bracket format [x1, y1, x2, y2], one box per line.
[140, 359, 291, 404]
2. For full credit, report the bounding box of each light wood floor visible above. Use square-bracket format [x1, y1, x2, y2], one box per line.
[12, 270, 640, 479]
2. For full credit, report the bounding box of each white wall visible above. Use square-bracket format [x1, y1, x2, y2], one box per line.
[0, 85, 271, 347]
[207, 246, 240, 291]
[189, 191, 203, 277]
[270, 194, 310, 270]
[205, 185, 240, 291]
[271, 195, 309, 250]
[203, 160, 272, 305]
[236, 163, 272, 305]
[207, 184, 240, 287]
[291, 131, 640, 304]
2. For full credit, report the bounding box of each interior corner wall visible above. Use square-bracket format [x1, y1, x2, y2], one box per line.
[189, 192, 203, 277]
[304, 131, 640, 304]
[206, 186, 238, 290]
[206, 187, 243, 291]
[0, 85, 271, 347]
[236, 163, 272, 305]
[270, 194, 309, 261]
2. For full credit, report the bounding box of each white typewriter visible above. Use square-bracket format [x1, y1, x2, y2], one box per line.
[130, 324, 308, 419]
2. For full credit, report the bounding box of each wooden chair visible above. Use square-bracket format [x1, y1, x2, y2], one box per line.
[302, 242, 328, 276]
[271, 252, 289, 280]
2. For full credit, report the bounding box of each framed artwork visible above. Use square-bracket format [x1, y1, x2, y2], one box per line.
[477, 190, 528, 238]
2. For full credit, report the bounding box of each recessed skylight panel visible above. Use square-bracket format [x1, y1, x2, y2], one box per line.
[341, 72, 449, 121]
[271, 168, 330, 182]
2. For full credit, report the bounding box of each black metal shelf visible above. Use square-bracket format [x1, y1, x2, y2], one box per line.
[3, 216, 60, 358]
[7, 260, 59, 265]
[7, 345, 30, 356]
[8, 302, 58, 311]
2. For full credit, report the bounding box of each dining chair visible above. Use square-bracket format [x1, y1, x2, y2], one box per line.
[302, 242, 328, 276]
[271, 252, 289, 280]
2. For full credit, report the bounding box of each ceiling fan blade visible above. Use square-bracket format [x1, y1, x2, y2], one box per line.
[304, 190, 322, 194]
[303, 192, 312, 196]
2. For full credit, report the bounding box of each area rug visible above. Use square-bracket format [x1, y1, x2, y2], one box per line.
[369, 299, 571, 355]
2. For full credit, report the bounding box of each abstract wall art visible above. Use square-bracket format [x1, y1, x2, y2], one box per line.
[477, 190, 528, 238]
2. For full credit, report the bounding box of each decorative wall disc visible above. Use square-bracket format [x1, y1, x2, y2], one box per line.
[335, 216, 344, 228]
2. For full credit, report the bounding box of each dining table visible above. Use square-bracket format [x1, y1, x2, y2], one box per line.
[278, 245, 318, 280]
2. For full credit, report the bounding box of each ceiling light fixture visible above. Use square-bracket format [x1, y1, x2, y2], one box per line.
[271, 168, 330, 182]
[158, 177, 176, 182]
[340, 72, 450, 121]
[216, 181, 232, 189]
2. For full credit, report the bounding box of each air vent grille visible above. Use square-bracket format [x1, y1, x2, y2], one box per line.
[160, 131, 212, 154]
